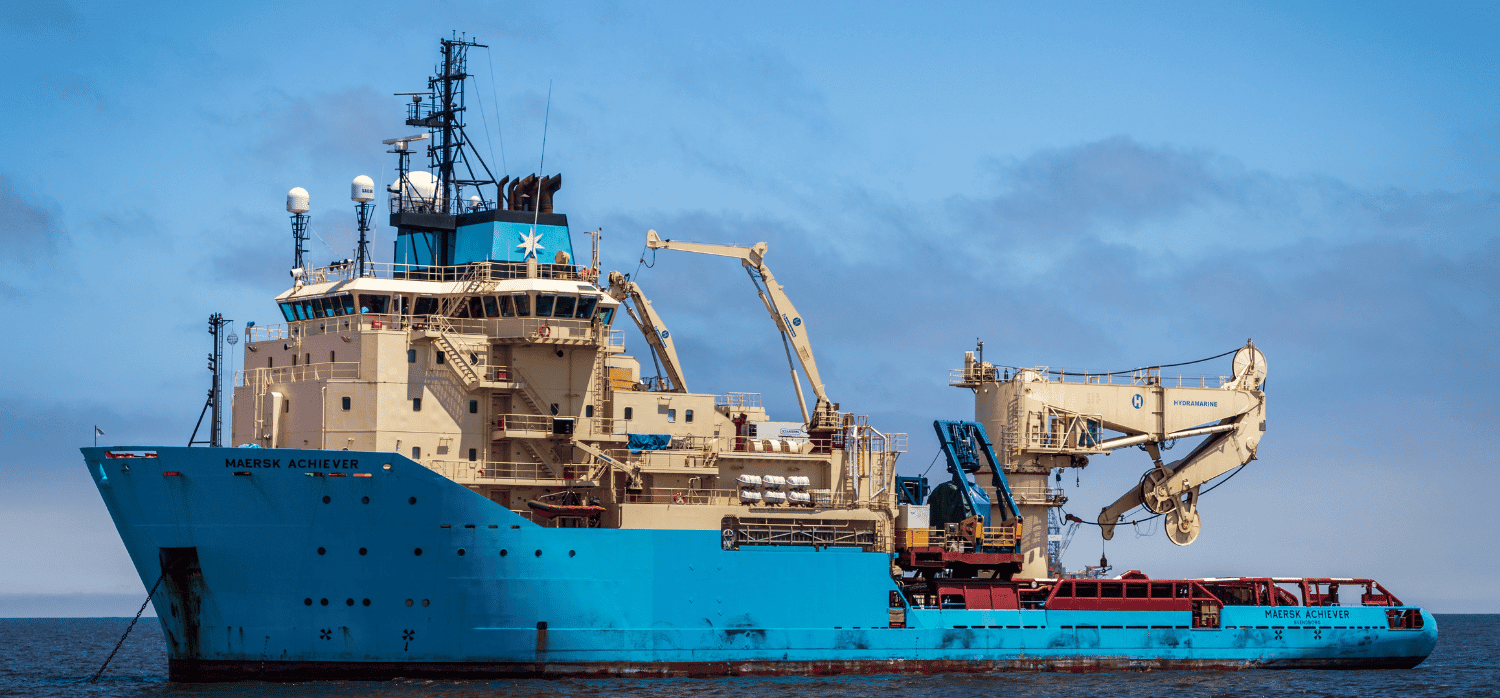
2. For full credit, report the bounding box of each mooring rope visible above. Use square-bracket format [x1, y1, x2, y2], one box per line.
[89, 574, 164, 684]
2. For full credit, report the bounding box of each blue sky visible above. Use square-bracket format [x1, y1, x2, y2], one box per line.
[1, 1, 1496, 615]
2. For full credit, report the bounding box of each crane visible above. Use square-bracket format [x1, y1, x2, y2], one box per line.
[605, 271, 689, 392]
[644, 229, 839, 430]
[958, 341, 1266, 567]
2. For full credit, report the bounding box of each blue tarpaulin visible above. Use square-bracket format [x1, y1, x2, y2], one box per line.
[627, 434, 671, 454]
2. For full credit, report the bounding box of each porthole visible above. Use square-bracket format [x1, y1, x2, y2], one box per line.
[322, 495, 331, 504]
[361, 496, 370, 504]
[500, 549, 508, 557]
[421, 599, 430, 607]
[359, 548, 367, 556]
[414, 548, 423, 556]
[457, 548, 466, 556]
[362, 598, 371, 607]
[320, 598, 329, 606]
[304, 598, 312, 606]
[317, 547, 326, 555]
[345, 598, 354, 606]
[409, 496, 417, 505]
[405, 599, 413, 607]
[383, 463, 392, 470]
[569, 550, 576, 558]
[534, 549, 542, 557]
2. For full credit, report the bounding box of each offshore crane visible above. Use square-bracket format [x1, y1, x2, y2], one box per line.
[605, 270, 689, 392]
[644, 229, 841, 432]
[956, 342, 1267, 578]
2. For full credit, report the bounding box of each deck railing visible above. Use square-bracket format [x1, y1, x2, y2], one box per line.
[950, 367, 1235, 389]
[236, 362, 360, 388]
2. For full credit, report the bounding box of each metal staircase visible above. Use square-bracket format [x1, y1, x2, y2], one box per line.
[433, 331, 482, 390]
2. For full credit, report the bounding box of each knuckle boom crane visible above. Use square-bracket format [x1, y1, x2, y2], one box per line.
[955, 342, 1267, 578]
[644, 229, 841, 434]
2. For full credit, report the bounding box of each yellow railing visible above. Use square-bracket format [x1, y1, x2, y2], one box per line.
[902, 521, 1022, 550]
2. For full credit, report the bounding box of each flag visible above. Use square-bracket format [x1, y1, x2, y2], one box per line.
[95, 426, 105, 436]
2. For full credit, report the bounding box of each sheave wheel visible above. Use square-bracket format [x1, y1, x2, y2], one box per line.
[1139, 469, 1174, 515]
[1164, 508, 1201, 546]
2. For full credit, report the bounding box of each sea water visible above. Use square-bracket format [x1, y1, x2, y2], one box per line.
[3, 615, 1494, 698]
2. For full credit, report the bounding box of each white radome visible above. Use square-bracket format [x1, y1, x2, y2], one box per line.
[286, 187, 310, 214]
[351, 175, 376, 203]
[388, 171, 438, 203]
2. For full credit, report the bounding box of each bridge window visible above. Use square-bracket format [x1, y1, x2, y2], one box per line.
[414, 297, 439, 316]
[553, 295, 576, 318]
[576, 295, 598, 319]
[317, 296, 335, 318]
[468, 296, 485, 319]
[512, 293, 530, 317]
[599, 307, 615, 325]
[535, 293, 556, 317]
[482, 295, 500, 318]
[498, 295, 515, 317]
[279, 303, 296, 322]
[358, 294, 390, 314]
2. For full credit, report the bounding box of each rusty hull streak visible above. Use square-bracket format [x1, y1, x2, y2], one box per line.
[170, 655, 1430, 682]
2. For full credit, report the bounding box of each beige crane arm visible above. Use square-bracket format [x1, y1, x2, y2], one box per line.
[606, 270, 689, 393]
[646, 229, 834, 427]
[1095, 343, 1267, 546]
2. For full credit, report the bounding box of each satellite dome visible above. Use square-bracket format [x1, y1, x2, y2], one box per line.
[388, 171, 438, 204]
[351, 175, 375, 203]
[468, 194, 483, 211]
[286, 187, 310, 214]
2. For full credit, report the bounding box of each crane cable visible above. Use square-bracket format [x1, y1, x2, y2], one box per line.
[995, 347, 1242, 379]
[1058, 461, 1252, 528]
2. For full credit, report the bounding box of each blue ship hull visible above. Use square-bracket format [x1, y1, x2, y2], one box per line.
[83, 447, 1437, 680]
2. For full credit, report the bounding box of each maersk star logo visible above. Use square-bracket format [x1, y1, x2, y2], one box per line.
[516, 230, 545, 259]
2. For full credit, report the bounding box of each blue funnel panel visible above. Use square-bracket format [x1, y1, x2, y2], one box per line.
[456, 219, 574, 264]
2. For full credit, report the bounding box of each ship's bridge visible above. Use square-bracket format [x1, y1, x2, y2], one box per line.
[252, 261, 623, 350]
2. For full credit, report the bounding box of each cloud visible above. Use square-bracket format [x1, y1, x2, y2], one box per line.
[0, 173, 63, 265]
[0, 0, 81, 35]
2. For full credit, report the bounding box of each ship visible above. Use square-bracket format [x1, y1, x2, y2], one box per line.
[81, 36, 1436, 681]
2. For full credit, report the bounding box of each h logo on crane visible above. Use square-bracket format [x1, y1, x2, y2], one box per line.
[1131, 394, 1144, 409]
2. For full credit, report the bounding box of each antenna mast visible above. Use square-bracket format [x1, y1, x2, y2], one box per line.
[352, 176, 376, 276]
[287, 187, 310, 271]
[189, 313, 231, 447]
[409, 34, 499, 215]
